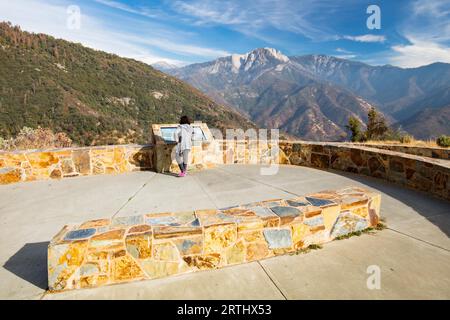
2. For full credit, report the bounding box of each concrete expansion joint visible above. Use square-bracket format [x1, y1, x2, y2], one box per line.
[111, 174, 157, 219]
[257, 261, 288, 300]
[386, 227, 450, 252]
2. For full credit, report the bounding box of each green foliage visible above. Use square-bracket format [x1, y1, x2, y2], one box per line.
[345, 116, 364, 142]
[346, 107, 392, 142]
[291, 244, 323, 255]
[334, 222, 386, 240]
[365, 107, 388, 140]
[436, 135, 450, 147]
[375, 222, 387, 230]
[0, 22, 254, 146]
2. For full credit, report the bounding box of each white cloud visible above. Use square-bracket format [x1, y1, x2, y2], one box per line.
[336, 54, 356, 59]
[343, 34, 386, 43]
[388, 0, 450, 67]
[0, 0, 228, 65]
[94, 0, 141, 15]
[390, 37, 450, 68]
[171, 0, 345, 41]
[126, 35, 231, 58]
[335, 48, 352, 53]
[413, 0, 450, 18]
[94, 0, 169, 19]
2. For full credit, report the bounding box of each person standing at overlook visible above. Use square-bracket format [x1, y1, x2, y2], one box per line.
[173, 115, 194, 177]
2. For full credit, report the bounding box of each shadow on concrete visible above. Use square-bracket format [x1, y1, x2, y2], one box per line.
[331, 169, 450, 238]
[3, 242, 49, 290]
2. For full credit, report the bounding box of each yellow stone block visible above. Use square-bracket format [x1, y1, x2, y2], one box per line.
[112, 254, 144, 282]
[113, 147, 128, 173]
[245, 242, 269, 261]
[1, 153, 27, 167]
[140, 260, 187, 279]
[27, 152, 59, 169]
[236, 219, 265, 232]
[204, 224, 237, 253]
[351, 205, 369, 218]
[126, 232, 152, 259]
[225, 240, 246, 264]
[0, 168, 22, 184]
[321, 204, 341, 231]
[239, 230, 264, 242]
[368, 193, 381, 226]
[291, 223, 311, 249]
[153, 242, 180, 261]
[183, 253, 222, 270]
[57, 241, 89, 267]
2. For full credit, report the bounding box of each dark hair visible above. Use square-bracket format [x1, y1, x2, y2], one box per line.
[179, 115, 191, 125]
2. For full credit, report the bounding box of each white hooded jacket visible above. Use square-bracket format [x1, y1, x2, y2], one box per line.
[174, 124, 194, 153]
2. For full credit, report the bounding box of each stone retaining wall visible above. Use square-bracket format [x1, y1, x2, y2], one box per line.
[218, 140, 450, 201]
[0, 145, 154, 184]
[2, 140, 449, 201]
[354, 143, 450, 160]
[284, 142, 449, 201]
[48, 187, 381, 291]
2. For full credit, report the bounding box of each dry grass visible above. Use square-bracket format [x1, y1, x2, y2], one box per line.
[362, 139, 439, 148]
[0, 127, 72, 151]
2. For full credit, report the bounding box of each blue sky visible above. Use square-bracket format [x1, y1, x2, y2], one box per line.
[1, 0, 449, 67]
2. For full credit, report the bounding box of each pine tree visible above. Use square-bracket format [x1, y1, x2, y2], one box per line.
[365, 107, 388, 140]
[345, 116, 364, 142]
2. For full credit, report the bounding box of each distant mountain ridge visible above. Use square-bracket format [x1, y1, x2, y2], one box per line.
[151, 61, 179, 72]
[399, 105, 450, 139]
[0, 22, 255, 145]
[165, 48, 450, 140]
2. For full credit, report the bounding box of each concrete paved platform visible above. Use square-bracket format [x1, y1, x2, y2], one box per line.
[0, 164, 449, 299]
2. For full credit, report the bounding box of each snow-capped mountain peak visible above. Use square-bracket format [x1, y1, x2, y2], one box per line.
[226, 48, 289, 73]
[262, 47, 289, 62]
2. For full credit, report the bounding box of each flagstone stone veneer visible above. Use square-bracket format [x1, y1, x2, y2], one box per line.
[48, 187, 381, 291]
[0, 145, 154, 184]
[1, 139, 449, 201]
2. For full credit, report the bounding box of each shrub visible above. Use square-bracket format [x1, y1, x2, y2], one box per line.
[0, 127, 72, 151]
[365, 107, 388, 140]
[399, 134, 414, 144]
[0, 137, 6, 150]
[436, 135, 450, 148]
[345, 116, 365, 142]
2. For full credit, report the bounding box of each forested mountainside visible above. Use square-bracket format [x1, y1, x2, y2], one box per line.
[0, 22, 255, 146]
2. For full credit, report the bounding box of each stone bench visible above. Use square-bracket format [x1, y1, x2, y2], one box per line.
[48, 187, 381, 291]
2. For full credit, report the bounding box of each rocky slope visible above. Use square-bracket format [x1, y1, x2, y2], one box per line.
[399, 105, 450, 139]
[167, 48, 450, 140]
[169, 48, 376, 141]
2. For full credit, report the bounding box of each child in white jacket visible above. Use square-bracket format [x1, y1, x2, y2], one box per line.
[174, 116, 194, 177]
